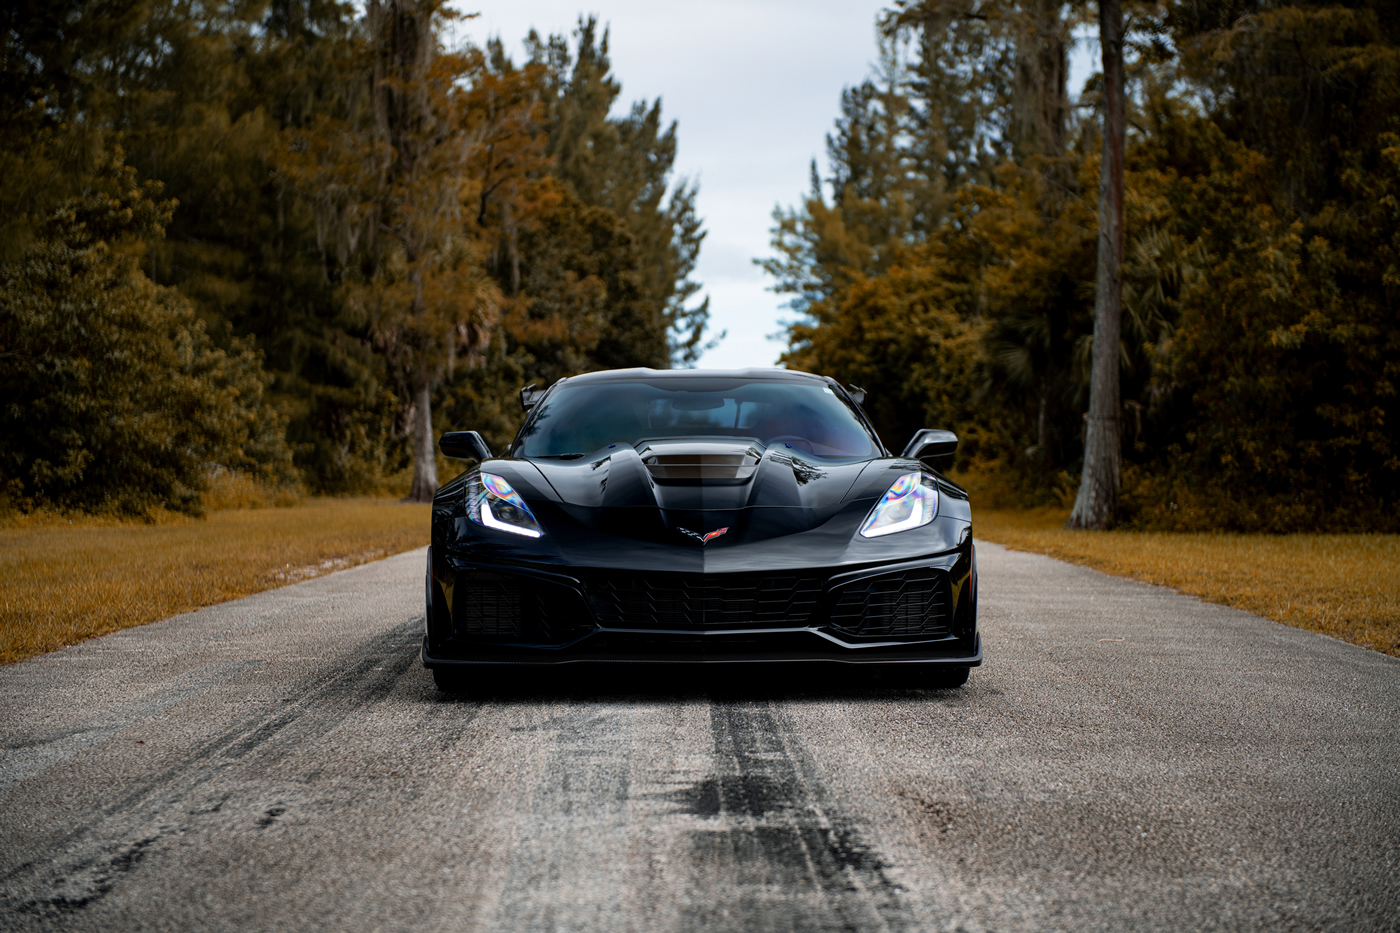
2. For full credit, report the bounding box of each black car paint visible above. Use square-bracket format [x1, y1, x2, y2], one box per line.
[423, 368, 980, 669]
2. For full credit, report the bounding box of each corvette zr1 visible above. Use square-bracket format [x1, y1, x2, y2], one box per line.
[424, 368, 980, 688]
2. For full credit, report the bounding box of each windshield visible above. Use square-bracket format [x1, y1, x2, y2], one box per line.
[514, 379, 882, 460]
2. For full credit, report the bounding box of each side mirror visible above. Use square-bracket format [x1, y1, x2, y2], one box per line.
[902, 428, 958, 461]
[439, 431, 492, 461]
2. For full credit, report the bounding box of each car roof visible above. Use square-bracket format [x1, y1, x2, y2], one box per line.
[555, 367, 832, 387]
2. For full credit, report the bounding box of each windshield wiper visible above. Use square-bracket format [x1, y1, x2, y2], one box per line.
[533, 453, 586, 460]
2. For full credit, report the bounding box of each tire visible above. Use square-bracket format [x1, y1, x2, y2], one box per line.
[883, 664, 971, 689]
[432, 666, 511, 696]
[432, 667, 470, 694]
[928, 665, 971, 689]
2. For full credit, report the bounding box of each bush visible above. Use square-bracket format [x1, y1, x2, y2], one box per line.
[0, 155, 294, 516]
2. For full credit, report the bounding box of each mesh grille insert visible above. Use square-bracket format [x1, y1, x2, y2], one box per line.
[828, 567, 951, 638]
[453, 572, 590, 643]
[587, 572, 824, 628]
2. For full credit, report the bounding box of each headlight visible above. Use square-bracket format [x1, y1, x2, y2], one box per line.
[468, 472, 544, 538]
[858, 472, 938, 538]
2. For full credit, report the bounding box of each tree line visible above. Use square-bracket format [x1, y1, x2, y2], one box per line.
[768, 0, 1399, 531]
[1, 0, 711, 514]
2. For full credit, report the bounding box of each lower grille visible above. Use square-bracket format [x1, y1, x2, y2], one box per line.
[453, 565, 952, 642]
[453, 572, 590, 643]
[587, 572, 824, 628]
[827, 568, 951, 638]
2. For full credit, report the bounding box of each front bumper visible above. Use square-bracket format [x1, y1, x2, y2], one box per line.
[421, 631, 980, 667]
[423, 545, 979, 668]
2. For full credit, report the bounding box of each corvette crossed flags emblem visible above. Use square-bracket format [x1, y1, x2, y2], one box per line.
[678, 526, 729, 545]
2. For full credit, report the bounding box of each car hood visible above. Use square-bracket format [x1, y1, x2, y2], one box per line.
[440, 439, 971, 571]
[487, 439, 911, 548]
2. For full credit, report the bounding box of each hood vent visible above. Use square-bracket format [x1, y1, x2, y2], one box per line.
[638, 439, 764, 485]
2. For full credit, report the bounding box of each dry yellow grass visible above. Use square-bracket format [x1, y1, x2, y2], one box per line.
[975, 507, 1400, 658]
[1, 499, 429, 664]
[7, 491, 1393, 664]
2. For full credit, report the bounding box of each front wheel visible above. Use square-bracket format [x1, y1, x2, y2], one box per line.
[432, 667, 470, 693]
[432, 666, 509, 696]
[885, 664, 971, 689]
[926, 665, 970, 689]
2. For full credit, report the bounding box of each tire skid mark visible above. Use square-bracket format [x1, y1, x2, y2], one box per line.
[0, 620, 429, 920]
[672, 699, 911, 933]
[97, 620, 425, 819]
[482, 699, 637, 933]
[0, 660, 263, 790]
[9, 834, 163, 918]
[217, 639, 420, 761]
[255, 805, 288, 829]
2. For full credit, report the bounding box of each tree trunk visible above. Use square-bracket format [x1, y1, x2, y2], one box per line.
[1018, 0, 1070, 164]
[1037, 389, 1050, 464]
[406, 380, 438, 503]
[1067, 0, 1125, 531]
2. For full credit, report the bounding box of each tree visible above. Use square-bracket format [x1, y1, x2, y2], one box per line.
[0, 153, 293, 515]
[0, 0, 151, 260]
[884, 0, 1080, 183]
[782, 257, 985, 452]
[771, 0, 1398, 530]
[2, 1, 714, 511]
[525, 18, 712, 363]
[765, 1, 1083, 322]
[1066, 0, 1125, 529]
[281, 0, 509, 502]
[99, 0, 398, 494]
[436, 185, 658, 455]
[1118, 7, 1400, 531]
[758, 61, 946, 322]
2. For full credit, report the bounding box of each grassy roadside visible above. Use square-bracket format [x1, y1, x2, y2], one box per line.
[6, 493, 1394, 664]
[1, 499, 429, 664]
[975, 507, 1400, 658]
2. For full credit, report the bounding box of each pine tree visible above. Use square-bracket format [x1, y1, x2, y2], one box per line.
[526, 18, 711, 365]
[280, 0, 515, 502]
[1066, 0, 1126, 529]
[81, 0, 403, 493]
[0, 0, 149, 259]
[765, 1, 1082, 323]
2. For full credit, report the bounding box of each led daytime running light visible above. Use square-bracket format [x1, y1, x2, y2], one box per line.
[858, 472, 938, 538]
[469, 472, 544, 538]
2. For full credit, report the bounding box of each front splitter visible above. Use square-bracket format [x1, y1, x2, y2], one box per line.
[422, 632, 981, 668]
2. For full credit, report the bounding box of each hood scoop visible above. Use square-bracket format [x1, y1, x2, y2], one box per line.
[638, 439, 764, 485]
[527, 438, 873, 550]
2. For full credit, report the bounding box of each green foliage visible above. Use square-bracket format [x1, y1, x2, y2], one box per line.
[1128, 110, 1400, 530]
[772, 0, 1400, 531]
[0, 0, 154, 259]
[783, 260, 986, 457]
[437, 22, 717, 449]
[0, 155, 294, 515]
[73, 0, 405, 494]
[524, 18, 712, 363]
[3, 1, 711, 509]
[510, 189, 657, 377]
[437, 185, 662, 454]
[758, 65, 953, 318]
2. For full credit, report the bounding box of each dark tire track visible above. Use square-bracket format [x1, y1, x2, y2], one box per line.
[671, 698, 910, 933]
[0, 545, 1396, 933]
[0, 620, 426, 923]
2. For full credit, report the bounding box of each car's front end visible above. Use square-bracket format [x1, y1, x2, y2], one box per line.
[422, 368, 981, 682]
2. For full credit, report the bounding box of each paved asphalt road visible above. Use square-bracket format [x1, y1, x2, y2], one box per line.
[1, 543, 1396, 932]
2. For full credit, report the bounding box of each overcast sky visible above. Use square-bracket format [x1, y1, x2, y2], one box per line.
[452, 0, 891, 369]
[453, 2, 1096, 370]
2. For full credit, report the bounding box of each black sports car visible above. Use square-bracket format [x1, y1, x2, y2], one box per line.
[424, 368, 980, 688]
